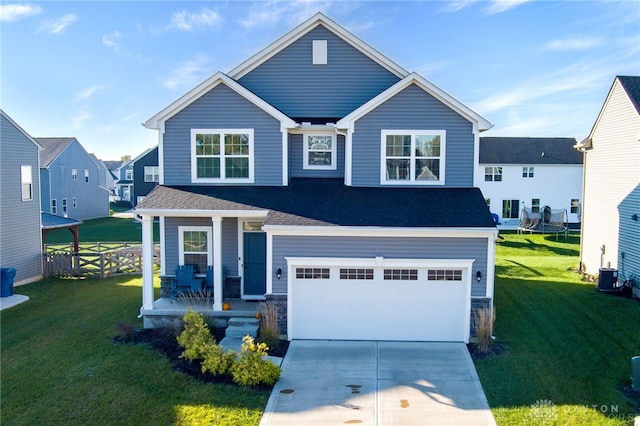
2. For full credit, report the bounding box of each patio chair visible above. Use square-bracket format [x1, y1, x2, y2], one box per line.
[205, 266, 214, 295]
[172, 265, 204, 299]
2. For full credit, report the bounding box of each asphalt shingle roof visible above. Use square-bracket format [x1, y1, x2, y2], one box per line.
[479, 137, 582, 165]
[136, 179, 496, 228]
[34, 137, 75, 167]
[618, 76, 640, 116]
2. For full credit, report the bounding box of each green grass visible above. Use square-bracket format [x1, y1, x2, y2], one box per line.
[0, 276, 269, 425]
[475, 233, 640, 425]
[44, 216, 159, 244]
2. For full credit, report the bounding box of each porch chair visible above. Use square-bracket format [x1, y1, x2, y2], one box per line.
[172, 265, 205, 299]
[205, 266, 214, 296]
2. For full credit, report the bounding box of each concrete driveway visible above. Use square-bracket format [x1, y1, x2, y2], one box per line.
[260, 340, 496, 426]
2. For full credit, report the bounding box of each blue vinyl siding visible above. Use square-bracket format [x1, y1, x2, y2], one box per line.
[238, 25, 400, 119]
[163, 217, 239, 276]
[351, 84, 475, 187]
[288, 134, 345, 179]
[163, 84, 284, 186]
[0, 113, 43, 284]
[271, 235, 488, 296]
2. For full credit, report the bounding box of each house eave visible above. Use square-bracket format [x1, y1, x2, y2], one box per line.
[135, 208, 270, 218]
[263, 225, 498, 238]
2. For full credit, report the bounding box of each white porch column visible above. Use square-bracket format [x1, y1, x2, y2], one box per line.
[141, 214, 155, 311]
[212, 216, 223, 311]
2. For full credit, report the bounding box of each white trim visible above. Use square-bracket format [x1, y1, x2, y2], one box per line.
[212, 218, 223, 311]
[486, 233, 497, 300]
[141, 215, 155, 310]
[285, 256, 475, 268]
[238, 218, 268, 299]
[336, 72, 492, 132]
[302, 132, 337, 170]
[134, 208, 270, 218]
[282, 131, 289, 186]
[380, 129, 446, 186]
[159, 216, 166, 275]
[228, 12, 408, 80]
[143, 72, 296, 130]
[190, 129, 255, 183]
[266, 232, 274, 294]
[264, 225, 498, 239]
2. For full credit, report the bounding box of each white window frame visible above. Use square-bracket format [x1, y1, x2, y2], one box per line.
[51, 199, 57, 214]
[21, 165, 32, 201]
[125, 169, 133, 180]
[312, 40, 327, 65]
[303, 133, 336, 170]
[484, 166, 502, 182]
[84, 168, 89, 183]
[191, 129, 254, 183]
[522, 166, 534, 178]
[380, 130, 446, 185]
[144, 166, 159, 182]
[73, 197, 77, 208]
[62, 198, 67, 215]
[178, 226, 213, 271]
[72, 169, 78, 180]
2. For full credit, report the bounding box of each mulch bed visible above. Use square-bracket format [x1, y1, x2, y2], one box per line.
[467, 342, 506, 360]
[113, 325, 289, 387]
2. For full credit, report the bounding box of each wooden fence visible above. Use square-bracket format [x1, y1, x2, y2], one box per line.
[43, 242, 160, 279]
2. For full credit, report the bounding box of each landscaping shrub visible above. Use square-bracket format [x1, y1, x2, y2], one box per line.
[232, 336, 281, 387]
[200, 343, 236, 376]
[257, 301, 280, 350]
[177, 310, 215, 361]
[474, 305, 496, 354]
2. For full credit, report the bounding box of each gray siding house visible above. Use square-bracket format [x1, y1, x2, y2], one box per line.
[136, 13, 498, 342]
[132, 146, 159, 207]
[575, 76, 640, 287]
[0, 110, 43, 285]
[36, 137, 110, 220]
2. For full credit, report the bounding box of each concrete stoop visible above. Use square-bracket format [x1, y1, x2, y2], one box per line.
[218, 317, 282, 367]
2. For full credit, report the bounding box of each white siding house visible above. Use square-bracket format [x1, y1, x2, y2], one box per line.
[575, 76, 640, 281]
[475, 137, 583, 229]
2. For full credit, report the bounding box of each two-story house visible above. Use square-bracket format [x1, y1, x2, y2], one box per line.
[0, 109, 43, 285]
[575, 76, 640, 290]
[135, 13, 498, 342]
[132, 146, 159, 207]
[477, 137, 583, 229]
[36, 137, 110, 220]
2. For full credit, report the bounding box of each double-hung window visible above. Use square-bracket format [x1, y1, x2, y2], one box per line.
[178, 226, 212, 274]
[21, 165, 32, 201]
[192, 129, 254, 182]
[144, 166, 159, 182]
[381, 130, 445, 185]
[71, 169, 78, 180]
[522, 166, 534, 178]
[303, 134, 336, 170]
[484, 167, 502, 182]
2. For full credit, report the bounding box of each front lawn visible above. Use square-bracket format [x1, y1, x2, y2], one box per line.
[475, 233, 639, 425]
[0, 276, 269, 425]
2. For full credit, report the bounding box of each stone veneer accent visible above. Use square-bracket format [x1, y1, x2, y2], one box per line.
[470, 297, 492, 338]
[265, 294, 288, 336]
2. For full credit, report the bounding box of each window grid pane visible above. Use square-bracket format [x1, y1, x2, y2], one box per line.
[296, 268, 330, 279]
[383, 269, 418, 280]
[339, 268, 374, 280]
[427, 269, 463, 281]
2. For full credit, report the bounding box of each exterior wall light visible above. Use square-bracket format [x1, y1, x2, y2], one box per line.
[276, 268, 282, 280]
[476, 270, 482, 283]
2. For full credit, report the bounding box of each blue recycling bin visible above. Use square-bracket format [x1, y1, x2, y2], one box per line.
[1, 268, 16, 297]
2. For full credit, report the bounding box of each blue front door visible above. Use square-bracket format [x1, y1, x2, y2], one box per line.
[243, 232, 266, 297]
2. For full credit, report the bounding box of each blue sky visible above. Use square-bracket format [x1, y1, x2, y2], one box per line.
[1, 1, 639, 160]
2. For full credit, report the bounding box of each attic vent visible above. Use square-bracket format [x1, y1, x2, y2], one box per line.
[312, 40, 327, 65]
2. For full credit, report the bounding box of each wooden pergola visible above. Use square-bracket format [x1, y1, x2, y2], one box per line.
[41, 212, 82, 252]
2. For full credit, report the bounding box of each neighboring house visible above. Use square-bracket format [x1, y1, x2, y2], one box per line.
[0, 109, 43, 285]
[36, 137, 110, 220]
[115, 160, 134, 205]
[103, 160, 122, 199]
[476, 137, 583, 229]
[132, 146, 159, 207]
[135, 13, 498, 342]
[575, 76, 640, 283]
[88, 154, 111, 194]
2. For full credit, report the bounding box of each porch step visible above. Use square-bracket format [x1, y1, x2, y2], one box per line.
[225, 317, 259, 339]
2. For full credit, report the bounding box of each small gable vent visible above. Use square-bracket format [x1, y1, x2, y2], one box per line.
[312, 40, 327, 65]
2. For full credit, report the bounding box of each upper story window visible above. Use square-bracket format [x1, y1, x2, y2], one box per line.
[571, 199, 580, 214]
[381, 130, 445, 185]
[51, 199, 57, 214]
[125, 169, 133, 180]
[531, 198, 540, 213]
[144, 166, 160, 182]
[303, 134, 336, 170]
[191, 129, 254, 183]
[522, 166, 534, 178]
[72, 169, 78, 180]
[484, 167, 502, 182]
[84, 169, 89, 183]
[21, 165, 32, 201]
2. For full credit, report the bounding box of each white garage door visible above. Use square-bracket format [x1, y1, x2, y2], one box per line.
[288, 258, 473, 342]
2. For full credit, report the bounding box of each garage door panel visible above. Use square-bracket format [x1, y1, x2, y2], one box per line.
[290, 263, 470, 342]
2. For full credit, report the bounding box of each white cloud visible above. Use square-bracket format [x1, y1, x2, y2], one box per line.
[0, 3, 42, 22]
[484, 0, 532, 15]
[414, 60, 453, 77]
[543, 37, 604, 51]
[102, 30, 122, 51]
[168, 8, 220, 32]
[74, 86, 105, 102]
[39, 13, 77, 34]
[163, 54, 212, 91]
[71, 109, 91, 130]
[237, 1, 359, 29]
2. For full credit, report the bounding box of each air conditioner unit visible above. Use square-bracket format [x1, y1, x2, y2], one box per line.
[597, 268, 618, 291]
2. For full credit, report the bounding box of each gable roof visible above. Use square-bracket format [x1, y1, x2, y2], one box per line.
[136, 178, 496, 228]
[1, 109, 43, 151]
[480, 137, 582, 165]
[41, 212, 82, 230]
[131, 146, 157, 164]
[228, 12, 408, 80]
[336, 72, 492, 131]
[618, 76, 640, 116]
[143, 72, 296, 130]
[34, 137, 76, 167]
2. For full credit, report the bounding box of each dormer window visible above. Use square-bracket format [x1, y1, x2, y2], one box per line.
[381, 130, 446, 185]
[303, 134, 336, 170]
